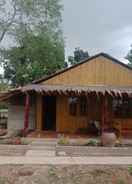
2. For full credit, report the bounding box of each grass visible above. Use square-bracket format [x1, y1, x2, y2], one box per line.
[128, 165, 132, 175]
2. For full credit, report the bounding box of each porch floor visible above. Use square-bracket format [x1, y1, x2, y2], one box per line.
[27, 130, 132, 139]
[27, 130, 96, 138]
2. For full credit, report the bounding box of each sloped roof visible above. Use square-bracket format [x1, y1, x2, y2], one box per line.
[0, 52, 132, 102]
[33, 52, 132, 84]
[22, 84, 132, 97]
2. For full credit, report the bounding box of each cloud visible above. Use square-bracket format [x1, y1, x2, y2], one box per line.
[62, 0, 132, 61]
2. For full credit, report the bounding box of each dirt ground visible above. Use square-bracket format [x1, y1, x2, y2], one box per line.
[0, 165, 131, 184]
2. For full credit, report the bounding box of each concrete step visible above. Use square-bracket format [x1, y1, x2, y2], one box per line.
[30, 140, 57, 146]
[25, 150, 56, 157]
[29, 146, 56, 151]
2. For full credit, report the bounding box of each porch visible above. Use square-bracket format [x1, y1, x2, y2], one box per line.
[22, 85, 132, 137]
[1, 84, 132, 137]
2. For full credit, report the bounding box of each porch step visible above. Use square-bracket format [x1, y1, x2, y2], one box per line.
[27, 131, 58, 138]
[29, 146, 56, 151]
[26, 150, 56, 157]
[30, 140, 57, 146]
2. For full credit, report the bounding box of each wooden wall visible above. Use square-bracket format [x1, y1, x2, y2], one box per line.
[56, 96, 132, 135]
[56, 96, 101, 133]
[38, 55, 132, 135]
[42, 56, 132, 86]
[115, 119, 132, 136]
[35, 94, 132, 136]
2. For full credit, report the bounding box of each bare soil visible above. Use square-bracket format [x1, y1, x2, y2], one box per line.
[0, 165, 131, 184]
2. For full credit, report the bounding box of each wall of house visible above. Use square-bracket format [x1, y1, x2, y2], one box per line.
[56, 96, 101, 133]
[115, 118, 132, 136]
[55, 96, 132, 135]
[7, 103, 35, 133]
[42, 56, 132, 86]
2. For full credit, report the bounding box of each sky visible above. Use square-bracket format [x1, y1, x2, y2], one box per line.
[62, 0, 132, 62]
[1, 0, 132, 63]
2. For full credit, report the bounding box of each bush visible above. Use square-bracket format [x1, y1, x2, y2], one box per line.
[21, 138, 31, 145]
[0, 137, 30, 145]
[58, 136, 70, 145]
[128, 166, 132, 175]
[85, 139, 98, 146]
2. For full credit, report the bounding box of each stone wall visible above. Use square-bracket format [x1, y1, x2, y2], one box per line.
[8, 103, 35, 132]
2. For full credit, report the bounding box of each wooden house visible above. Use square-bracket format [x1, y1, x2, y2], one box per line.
[1, 52, 132, 137]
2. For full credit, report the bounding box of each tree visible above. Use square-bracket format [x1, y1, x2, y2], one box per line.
[0, 74, 9, 91]
[1, 32, 64, 86]
[0, 0, 63, 44]
[126, 45, 132, 66]
[0, 0, 65, 86]
[68, 48, 89, 65]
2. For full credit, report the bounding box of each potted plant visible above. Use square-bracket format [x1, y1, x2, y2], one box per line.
[101, 128, 117, 147]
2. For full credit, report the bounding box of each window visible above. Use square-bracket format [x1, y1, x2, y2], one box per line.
[68, 97, 78, 116]
[80, 96, 88, 116]
[113, 98, 132, 118]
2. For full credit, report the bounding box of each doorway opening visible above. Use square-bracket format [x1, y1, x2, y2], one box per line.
[43, 96, 56, 131]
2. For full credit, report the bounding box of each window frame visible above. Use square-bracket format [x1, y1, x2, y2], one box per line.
[68, 97, 78, 116]
[112, 97, 132, 118]
[79, 96, 88, 116]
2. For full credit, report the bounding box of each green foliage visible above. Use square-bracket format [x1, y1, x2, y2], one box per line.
[116, 179, 126, 184]
[20, 138, 31, 145]
[86, 139, 98, 146]
[68, 48, 89, 66]
[0, 103, 7, 110]
[0, 0, 63, 43]
[0, 0, 65, 86]
[1, 32, 64, 86]
[0, 75, 9, 91]
[128, 166, 132, 175]
[58, 135, 70, 145]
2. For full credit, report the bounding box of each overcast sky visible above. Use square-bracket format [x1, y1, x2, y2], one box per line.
[62, 0, 132, 62]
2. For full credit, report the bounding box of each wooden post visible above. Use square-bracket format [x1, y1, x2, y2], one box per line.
[101, 95, 108, 133]
[101, 96, 105, 133]
[87, 95, 89, 128]
[24, 93, 30, 135]
[36, 94, 43, 130]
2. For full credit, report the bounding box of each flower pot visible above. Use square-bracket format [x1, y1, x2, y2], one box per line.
[101, 132, 117, 147]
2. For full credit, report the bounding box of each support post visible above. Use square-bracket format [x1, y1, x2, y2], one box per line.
[36, 94, 43, 130]
[101, 96, 105, 133]
[101, 95, 108, 133]
[24, 93, 30, 135]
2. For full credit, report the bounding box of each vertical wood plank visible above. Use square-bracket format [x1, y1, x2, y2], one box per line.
[42, 56, 132, 86]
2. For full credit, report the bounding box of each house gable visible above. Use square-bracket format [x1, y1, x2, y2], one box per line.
[36, 53, 132, 86]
